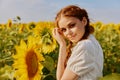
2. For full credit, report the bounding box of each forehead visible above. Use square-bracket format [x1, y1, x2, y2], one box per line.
[58, 16, 79, 28]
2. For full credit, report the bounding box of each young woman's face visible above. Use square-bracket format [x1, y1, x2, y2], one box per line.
[58, 16, 86, 43]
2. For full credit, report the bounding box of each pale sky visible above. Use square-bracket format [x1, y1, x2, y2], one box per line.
[0, 0, 120, 24]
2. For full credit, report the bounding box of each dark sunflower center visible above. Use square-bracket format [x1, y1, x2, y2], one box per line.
[26, 49, 38, 78]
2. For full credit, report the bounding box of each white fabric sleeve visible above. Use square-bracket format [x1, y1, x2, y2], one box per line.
[67, 41, 95, 76]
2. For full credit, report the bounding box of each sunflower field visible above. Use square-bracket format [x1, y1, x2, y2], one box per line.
[0, 17, 120, 80]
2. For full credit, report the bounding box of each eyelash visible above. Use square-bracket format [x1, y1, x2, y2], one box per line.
[61, 23, 76, 32]
[69, 23, 75, 28]
[61, 28, 66, 32]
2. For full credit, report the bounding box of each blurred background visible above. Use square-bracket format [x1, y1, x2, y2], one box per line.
[0, 0, 120, 24]
[0, 0, 120, 80]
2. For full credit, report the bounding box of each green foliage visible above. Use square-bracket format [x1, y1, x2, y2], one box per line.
[0, 21, 120, 80]
[41, 48, 59, 80]
[0, 25, 31, 67]
[0, 24, 32, 80]
[0, 65, 14, 80]
[100, 73, 120, 80]
[93, 22, 120, 76]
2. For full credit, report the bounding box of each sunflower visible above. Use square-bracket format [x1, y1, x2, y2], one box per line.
[18, 23, 27, 33]
[7, 19, 12, 28]
[115, 24, 120, 34]
[0, 24, 4, 29]
[94, 21, 103, 30]
[33, 22, 57, 54]
[13, 36, 44, 80]
[26, 22, 36, 31]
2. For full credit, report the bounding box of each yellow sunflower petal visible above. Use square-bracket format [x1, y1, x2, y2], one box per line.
[13, 37, 43, 80]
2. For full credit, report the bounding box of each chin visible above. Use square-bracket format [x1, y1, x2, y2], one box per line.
[70, 40, 77, 43]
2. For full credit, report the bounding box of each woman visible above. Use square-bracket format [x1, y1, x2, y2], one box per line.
[52, 5, 104, 80]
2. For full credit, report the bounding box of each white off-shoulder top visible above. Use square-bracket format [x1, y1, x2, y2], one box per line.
[67, 34, 104, 80]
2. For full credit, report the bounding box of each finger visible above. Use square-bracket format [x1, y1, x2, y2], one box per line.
[57, 28, 63, 35]
[52, 28, 58, 37]
[52, 28, 55, 34]
[56, 28, 61, 35]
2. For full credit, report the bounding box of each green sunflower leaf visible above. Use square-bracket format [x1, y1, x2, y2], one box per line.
[100, 73, 120, 80]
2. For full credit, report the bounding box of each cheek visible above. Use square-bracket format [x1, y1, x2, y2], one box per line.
[76, 26, 85, 36]
[78, 24, 85, 32]
[80, 27, 85, 33]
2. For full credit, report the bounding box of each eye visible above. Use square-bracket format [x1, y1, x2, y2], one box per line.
[61, 28, 66, 32]
[69, 23, 75, 28]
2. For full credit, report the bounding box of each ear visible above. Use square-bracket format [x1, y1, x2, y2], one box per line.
[82, 17, 87, 26]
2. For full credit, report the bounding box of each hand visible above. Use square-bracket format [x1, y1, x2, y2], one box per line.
[52, 28, 66, 47]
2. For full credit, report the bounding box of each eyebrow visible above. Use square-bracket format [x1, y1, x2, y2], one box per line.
[67, 22, 75, 27]
[59, 21, 75, 29]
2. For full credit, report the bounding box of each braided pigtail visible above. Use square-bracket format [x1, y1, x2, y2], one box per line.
[64, 41, 73, 67]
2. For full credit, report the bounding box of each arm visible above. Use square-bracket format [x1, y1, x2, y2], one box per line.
[57, 50, 79, 80]
[52, 28, 67, 80]
[57, 45, 67, 80]
[52, 28, 79, 80]
[61, 68, 79, 80]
